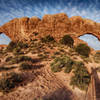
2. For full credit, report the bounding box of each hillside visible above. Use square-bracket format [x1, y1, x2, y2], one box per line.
[0, 13, 100, 100]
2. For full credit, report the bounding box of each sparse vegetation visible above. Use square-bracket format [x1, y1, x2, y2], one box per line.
[19, 62, 33, 70]
[0, 72, 23, 93]
[0, 66, 9, 71]
[50, 56, 70, 72]
[94, 51, 100, 63]
[10, 56, 33, 64]
[6, 41, 16, 52]
[64, 59, 74, 73]
[60, 35, 74, 47]
[54, 51, 61, 55]
[70, 61, 90, 91]
[13, 47, 24, 55]
[41, 35, 55, 43]
[33, 32, 39, 36]
[17, 42, 28, 48]
[38, 53, 48, 60]
[6, 41, 28, 52]
[0, 32, 93, 94]
[97, 67, 100, 72]
[5, 56, 13, 62]
[81, 56, 92, 63]
[75, 43, 91, 57]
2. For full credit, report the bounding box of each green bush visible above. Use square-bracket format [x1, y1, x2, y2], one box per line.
[7, 41, 16, 51]
[19, 62, 33, 70]
[60, 35, 74, 47]
[17, 42, 28, 48]
[33, 32, 39, 36]
[94, 52, 100, 63]
[5, 56, 13, 62]
[0, 72, 23, 93]
[97, 67, 100, 72]
[13, 47, 24, 55]
[41, 35, 55, 43]
[50, 56, 70, 72]
[70, 61, 90, 91]
[54, 51, 61, 55]
[75, 43, 91, 57]
[64, 59, 74, 73]
[6, 41, 28, 52]
[11, 56, 33, 64]
[38, 54, 48, 60]
[0, 66, 9, 71]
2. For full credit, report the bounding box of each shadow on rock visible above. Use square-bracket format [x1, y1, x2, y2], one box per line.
[42, 87, 73, 100]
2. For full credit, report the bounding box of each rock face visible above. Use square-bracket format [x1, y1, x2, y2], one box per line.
[0, 13, 100, 42]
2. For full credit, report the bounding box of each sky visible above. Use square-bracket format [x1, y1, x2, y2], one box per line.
[79, 34, 100, 50]
[0, 0, 100, 50]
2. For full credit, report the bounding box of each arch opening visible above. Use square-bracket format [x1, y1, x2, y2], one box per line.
[0, 33, 11, 45]
[79, 33, 100, 50]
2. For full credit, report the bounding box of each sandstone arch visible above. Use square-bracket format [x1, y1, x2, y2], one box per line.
[0, 13, 100, 43]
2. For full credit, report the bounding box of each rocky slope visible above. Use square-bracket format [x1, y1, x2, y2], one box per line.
[0, 13, 100, 100]
[0, 13, 100, 42]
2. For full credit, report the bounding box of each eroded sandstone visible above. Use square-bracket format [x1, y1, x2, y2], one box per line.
[0, 13, 100, 42]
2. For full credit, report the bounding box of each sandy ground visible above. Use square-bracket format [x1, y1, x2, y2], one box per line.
[0, 61, 77, 100]
[0, 43, 100, 100]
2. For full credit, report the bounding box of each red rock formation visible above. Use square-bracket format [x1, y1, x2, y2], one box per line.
[0, 13, 100, 42]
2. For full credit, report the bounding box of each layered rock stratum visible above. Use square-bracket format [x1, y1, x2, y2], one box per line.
[0, 13, 100, 42]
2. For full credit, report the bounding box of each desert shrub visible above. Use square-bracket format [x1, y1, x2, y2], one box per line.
[75, 43, 91, 57]
[41, 35, 55, 43]
[0, 72, 23, 93]
[19, 62, 33, 70]
[94, 52, 100, 63]
[97, 67, 100, 72]
[17, 42, 28, 48]
[5, 56, 13, 62]
[50, 56, 70, 72]
[11, 56, 33, 64]
[38, 54, 48, 60]
[7, 41, 16, 51]
[81, 56, 92, 63]
[0, 66, 9, 71]
[33, 32, 39, 36]
[58, 48, 65, 53]
[54, 51, 61, 55]
[70, 61, 90, 91]
[60, 35, 74, 47]
[32, 39, 38, 42]
[13, 47, 24, 55]
[64, 59, 75, 73]
[6, 41, 28, 52]
[0, 49, 3, 54]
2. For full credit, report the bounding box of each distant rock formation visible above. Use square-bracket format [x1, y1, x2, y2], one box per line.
[0, 13, 100, 42]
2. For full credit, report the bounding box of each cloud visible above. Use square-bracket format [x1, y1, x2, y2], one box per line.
[0, 0, 100, 25]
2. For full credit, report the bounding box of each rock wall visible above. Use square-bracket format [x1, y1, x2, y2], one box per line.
[0, 13, 100, 42]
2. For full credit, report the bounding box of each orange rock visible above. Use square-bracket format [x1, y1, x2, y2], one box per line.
[0, 13, 100, 42]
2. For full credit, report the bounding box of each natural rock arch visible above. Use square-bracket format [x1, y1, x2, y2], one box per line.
[0, 13, 100, 43]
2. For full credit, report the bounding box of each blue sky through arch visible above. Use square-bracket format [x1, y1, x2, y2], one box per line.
[79, 34, 100, 50]
[0, 34, 11, 45]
